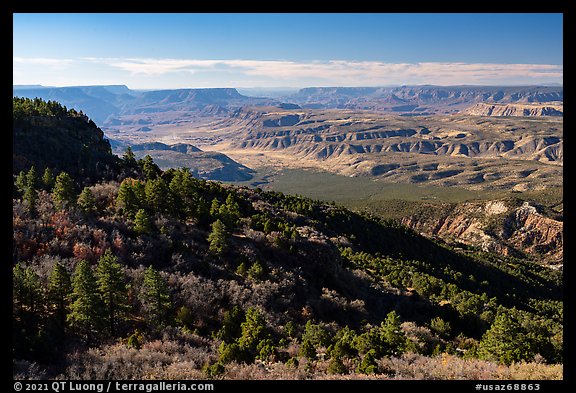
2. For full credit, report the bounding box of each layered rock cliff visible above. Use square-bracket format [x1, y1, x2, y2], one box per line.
[400, 199, 563, 267]
[463, 103, 563, 117]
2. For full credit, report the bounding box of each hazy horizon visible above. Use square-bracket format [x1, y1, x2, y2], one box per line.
[12, 82, 564, 91]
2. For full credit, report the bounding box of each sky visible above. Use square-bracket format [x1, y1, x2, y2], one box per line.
[13, 13, 563, 89]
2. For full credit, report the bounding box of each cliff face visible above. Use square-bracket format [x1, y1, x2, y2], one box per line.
[286, 86, 563, 113]
[463, 103, 563, 117]
[400, 200, 563, 267]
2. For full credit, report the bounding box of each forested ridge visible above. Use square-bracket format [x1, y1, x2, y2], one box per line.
[12, 97, 562, 379]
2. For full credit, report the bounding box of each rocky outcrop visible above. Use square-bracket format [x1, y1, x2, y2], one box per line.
[464, 103, 563, 117]
[400, 200, 563, 267]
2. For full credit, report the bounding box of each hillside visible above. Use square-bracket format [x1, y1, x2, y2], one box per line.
[12, 98, 562, 380]
[13, 97, 120, 179]
[127, 142, 256, 181]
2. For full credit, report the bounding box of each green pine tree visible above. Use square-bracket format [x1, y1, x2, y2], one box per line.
[48, 262, 72, 330]
[380, 310, 407, 356]
[140, 155, 161, 180]
[140, 266, 172, 329]
[208, 219, 228, 256]
[15, 170, 27, 195]
[299, 338, 317, 360]
[116, 179, 139, 217]
[68, 260, 105, 339]
[214, 305, 245, 343]
[95, 250, 129, 336]
[77, 186, 96, 214]
[13, 263, 42, 319]
[477, 311, 536, 366]
[22, 166, 38, 214]
[133, 208, 153, 235]
[175, 305, 195, 331]
[145, 177, 169, 213]
[122, 146, 137, 167]
[42, 167, 55, 191]
[52, 171, 75, 209]
[238, 307, 269, 353]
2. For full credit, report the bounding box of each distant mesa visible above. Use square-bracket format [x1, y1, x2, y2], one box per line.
[284, 85, 563, 114]
[13, 84, 564, 127]
[12, 85, 277, 127]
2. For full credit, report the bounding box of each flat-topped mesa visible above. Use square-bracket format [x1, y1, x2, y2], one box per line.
[285, 86, 563, 113]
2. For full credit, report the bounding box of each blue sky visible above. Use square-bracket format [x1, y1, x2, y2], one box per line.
[13, 13, 563, 88]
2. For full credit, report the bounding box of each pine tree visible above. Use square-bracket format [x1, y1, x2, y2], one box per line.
[13, 263, 42, 319]
[15, 170, 27, 195]
[77, 186, 96, 214]
[214, 305, 245, 342]
[48, 262, 72, 330]
[247, 260, 266, 281]
[168, 168, 196, 218]
[219, 193, 240, 227]
[140, 266, 172, 329]
[23, 166, 38, 214]
[477, 311, 536, 365]
[116, 178, 145, 217]
[133, 208, 153, 235]
[168, 170, 185, 216]
[68, 260, 105, 338]
[140, 155, 161, 180]
[95, 250, 129, 336]
[122, 146, 137, 167]
[430, 316, 452, 339]
[42, 167, 55, 191]
[209, 199, 221, 219]
[26, 166, 38, 191]
[299, 338, 317, 360]
[238, 307, 268, 352]
[380, 310, 407, 356]
[145, 177, 169, 213]
[52, 171, 75, 209]
[208, 219, 228, 256]
[116, 179, 138, 217]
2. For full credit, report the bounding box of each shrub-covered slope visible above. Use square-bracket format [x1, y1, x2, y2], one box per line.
[12, 98, 562, 379]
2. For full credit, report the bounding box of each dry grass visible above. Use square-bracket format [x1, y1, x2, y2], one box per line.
[42, 345, 561, 380]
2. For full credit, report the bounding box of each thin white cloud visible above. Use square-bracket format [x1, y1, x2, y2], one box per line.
[13, 56, 75, 68]
[13, 56, 563, 87]
[88, 57, 562, 84]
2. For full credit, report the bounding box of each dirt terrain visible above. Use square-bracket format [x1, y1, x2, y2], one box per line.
[123, 106, 562, 192]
